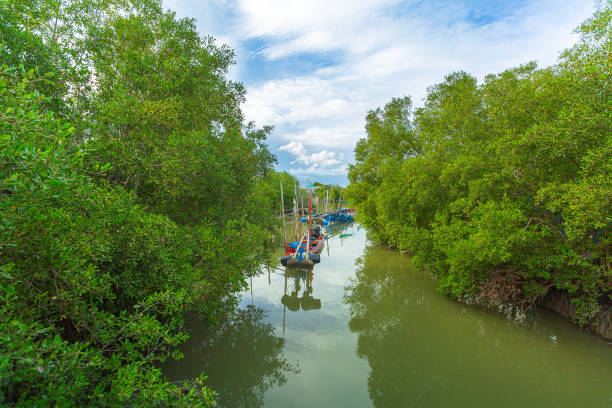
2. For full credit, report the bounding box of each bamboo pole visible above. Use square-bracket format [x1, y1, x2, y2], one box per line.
[306, 198, 312, 258]
[308, 198, 312, 239]
[294, 197, 298, 241]
[280, 180, 287, 245]
[293, 181, 298, 241]
[283, 274, 287, 335]
[300, 198, 314, 266]
[290, 232, 307, 259]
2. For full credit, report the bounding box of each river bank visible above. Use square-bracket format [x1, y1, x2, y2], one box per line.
[538, 290, 612, 340]
[459, 286, 612, 341]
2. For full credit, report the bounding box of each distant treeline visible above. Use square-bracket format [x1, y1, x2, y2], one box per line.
[347, 6, 610, 325]
[311, 182, 344, 207]
[0, 0, 292, 406]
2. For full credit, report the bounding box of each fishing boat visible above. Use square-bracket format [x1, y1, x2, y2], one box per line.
[280, 226, 325, 267]
[280, 198, 325, 268]
[320, 208, 355, 226]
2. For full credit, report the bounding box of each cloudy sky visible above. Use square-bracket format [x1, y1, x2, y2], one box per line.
[163, 0, 594, 186]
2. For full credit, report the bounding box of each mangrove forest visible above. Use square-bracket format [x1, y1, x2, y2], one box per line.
[346, 5, 611, 336]
[1, 0, 610, 407]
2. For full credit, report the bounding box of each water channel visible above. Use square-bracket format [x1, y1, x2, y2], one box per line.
[164, 223, 612, 407]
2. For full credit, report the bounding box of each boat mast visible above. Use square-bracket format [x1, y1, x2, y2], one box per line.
[293, 180, 298, 241]
[306, 198, 312, 258]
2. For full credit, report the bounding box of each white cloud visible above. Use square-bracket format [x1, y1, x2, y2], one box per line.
[242, 77, 362, 126]
[163, 0, 595, 183]
[235, 0, 402, 38]
[289, 164, 349, 177]
[261, 29, 340, 60]
[279, 125, 364, 149]
[279, 141, 344, 169]
[278, 140, 307, 156]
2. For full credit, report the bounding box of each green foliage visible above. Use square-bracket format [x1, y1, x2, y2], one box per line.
[0, 0, 280, 405]
[256, 170, 301, 216]
[312, 183, 344, 208]
[165, 306, 299, 408]
[347, 5, 611, 324]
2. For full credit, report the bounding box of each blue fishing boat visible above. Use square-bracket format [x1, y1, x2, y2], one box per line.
[321, 208, 355, 226]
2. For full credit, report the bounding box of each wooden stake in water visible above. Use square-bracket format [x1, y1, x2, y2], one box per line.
[293, 181, 298, 241]
[293, 196, 298, 241]
[280, 180, 287, 245]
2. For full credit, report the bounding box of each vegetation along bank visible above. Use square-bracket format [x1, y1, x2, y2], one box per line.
[346, 5, 611, 338]
[0, 0, 307, 405]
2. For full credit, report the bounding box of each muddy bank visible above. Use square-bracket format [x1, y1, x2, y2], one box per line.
[460, 288, 611, 340]
[538, 289, 612, 340]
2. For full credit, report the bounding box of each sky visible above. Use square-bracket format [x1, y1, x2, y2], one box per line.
[162, 0, 595, 186]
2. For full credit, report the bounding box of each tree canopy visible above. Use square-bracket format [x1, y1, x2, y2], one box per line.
[347, 5, 611, 325]
[0, 0, 290, 405]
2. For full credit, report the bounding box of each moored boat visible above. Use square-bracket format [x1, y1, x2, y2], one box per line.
[280, 226, 325, 268]
[280, 198, 325, 268]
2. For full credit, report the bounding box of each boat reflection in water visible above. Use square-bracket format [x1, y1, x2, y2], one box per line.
[282, 269, 321, 311]
[278, 222, 358, 334]
[281, 268, 322, 334]
[324, 220, 355, 241]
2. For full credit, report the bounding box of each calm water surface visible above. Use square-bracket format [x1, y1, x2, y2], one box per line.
[164, 224, 612, 407]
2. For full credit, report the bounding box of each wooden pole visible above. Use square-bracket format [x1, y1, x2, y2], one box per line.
[293, 181, 298, 241]
[308, 198, 312, 237]
[305, 226, 310, 258]
[300, 194, 305, 239]
[291, 232, 307, 259]
[280, 180, 287, 245]
[283, 275, 287, 335]
[301, 195, 304, 219]
[306, 198, 312, 258]
[325, 189, 329, 213]
[293, 197, 298, 241]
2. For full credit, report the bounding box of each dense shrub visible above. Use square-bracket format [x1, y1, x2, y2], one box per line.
[0, 0, 290, 405]
[347, 6, 611, 324]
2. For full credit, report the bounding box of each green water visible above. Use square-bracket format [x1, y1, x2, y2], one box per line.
[164, 224, 612, 407]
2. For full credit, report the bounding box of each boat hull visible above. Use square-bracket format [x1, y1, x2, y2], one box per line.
[280, 253, 321, 268]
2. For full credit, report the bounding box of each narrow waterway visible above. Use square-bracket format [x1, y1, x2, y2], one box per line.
[164, 223, 612, 408]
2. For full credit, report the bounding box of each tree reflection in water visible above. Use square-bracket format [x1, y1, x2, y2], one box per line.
[344, 246, 612, 408]
[165, 306, 299, 408]
[344, 247, 440, 408]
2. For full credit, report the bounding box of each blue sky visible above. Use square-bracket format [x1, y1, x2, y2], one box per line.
[163, 0, 594, 186]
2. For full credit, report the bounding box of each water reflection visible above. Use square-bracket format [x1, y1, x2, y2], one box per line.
[282, 269, 321, 311]
[278, 221, 356, 333]
[164, 226, 612, 408]
[281, 269, 323, 335]
[345, 246, 612, 408]
[163, 306, 298, 408]
[324, 221, 356, 243]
